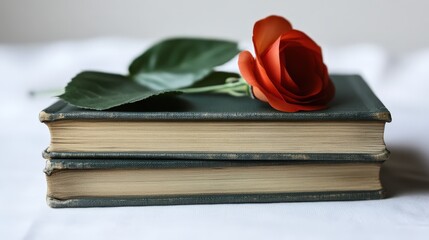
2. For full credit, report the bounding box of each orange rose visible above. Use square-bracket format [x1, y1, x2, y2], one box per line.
[238, 15, 335, 112]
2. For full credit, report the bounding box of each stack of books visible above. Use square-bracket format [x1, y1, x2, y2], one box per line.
[39, 74, 391, 208]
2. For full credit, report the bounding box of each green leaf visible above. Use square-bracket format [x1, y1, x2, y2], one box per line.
[59, 71, 179, 110]
[132, 69, 211, 90]
[59, 38, 241, 110]
[59, 71, 239, 110]
[186, 71, 240, 88]
[129, 38, 240, 90]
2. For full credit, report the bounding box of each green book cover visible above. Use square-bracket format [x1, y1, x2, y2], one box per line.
[40, 74, 391, 161]
[45, 158, 384, 208]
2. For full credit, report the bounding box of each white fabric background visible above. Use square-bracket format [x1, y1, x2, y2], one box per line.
[0, 39, 428, 239]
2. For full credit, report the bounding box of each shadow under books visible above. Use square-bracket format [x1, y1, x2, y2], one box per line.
[380, 145, 429, 197]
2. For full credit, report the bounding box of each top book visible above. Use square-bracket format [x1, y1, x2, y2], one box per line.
[40, 74, 391, 161]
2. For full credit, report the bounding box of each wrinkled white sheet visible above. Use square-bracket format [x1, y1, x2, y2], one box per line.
[0, 38, 428, 240]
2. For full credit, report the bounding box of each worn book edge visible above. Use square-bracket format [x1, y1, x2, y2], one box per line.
[42, 148, 390, 162]
[46, 190, 385, 208]
[44, 158, 385, 175]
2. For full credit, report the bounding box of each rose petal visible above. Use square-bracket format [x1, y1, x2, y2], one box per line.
[297, 73, 335, 105]
[252, 87, 268, 102]
[254, 58, 291, 100]
[239, 51, 285, 99]
[254, 59, 318, 105]
[275, 38, 332, 101]
[239, 51, 323, 112]
[280, 30, 322, 56]
[260, 85, 328, 112]
[275, 32, 324, 99]
[282, 46, 323, 96]
[279, 47, 301, 94]
[278, 56, 322, 101]
[253, 15, 292, 56]
[241, 16, 335, 112]
[260, 37, 283, 87]
[239, 51, 295, 108]
[238, 51, 260, 90]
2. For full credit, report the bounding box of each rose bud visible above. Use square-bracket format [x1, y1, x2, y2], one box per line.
[238, 15, 335, 112]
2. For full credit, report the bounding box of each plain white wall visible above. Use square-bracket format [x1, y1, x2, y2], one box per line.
[1, 0, 428, 54]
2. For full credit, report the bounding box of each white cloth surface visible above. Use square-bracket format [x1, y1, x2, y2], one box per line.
[0, 38, 428, 240]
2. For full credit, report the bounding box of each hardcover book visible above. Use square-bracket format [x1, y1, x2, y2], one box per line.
[45, 158, 384, 208]
[40, 74, 391, 161]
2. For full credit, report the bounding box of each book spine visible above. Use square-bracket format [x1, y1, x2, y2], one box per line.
[44, 159, 383, 175]
[43, 149, 390, 162]
[47, 190, 385, 208]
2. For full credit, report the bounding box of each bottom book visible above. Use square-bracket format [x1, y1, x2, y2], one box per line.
[44, 159, 384, 208]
